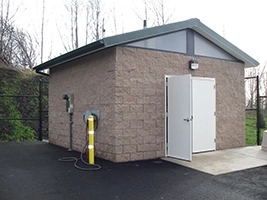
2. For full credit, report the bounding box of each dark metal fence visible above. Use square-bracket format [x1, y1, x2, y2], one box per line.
[245, 75, 267, 145]
[39, 79, 49, 140]
[0, 79, 48, 141]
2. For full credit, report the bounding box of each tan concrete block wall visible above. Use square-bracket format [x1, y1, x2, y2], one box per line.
[49, 48, 117, 161]
[113, 46, 245, 162]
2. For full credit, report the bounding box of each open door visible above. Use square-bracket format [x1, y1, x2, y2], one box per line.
[166, 75, 192, 161]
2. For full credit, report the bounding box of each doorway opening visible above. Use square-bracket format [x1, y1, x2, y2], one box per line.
[165, 74, 216, 161]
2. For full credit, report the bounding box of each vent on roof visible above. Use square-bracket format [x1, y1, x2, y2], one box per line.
[143, 20, 147, 29]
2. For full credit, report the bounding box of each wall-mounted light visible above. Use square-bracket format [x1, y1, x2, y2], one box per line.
[189, 58, 199, 70]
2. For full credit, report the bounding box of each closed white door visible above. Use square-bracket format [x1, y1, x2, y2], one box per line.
[192, 78, 216, 153]
[166, 75, 192, 161]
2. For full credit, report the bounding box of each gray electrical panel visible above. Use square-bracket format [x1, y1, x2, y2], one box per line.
[62, 93, 74, 113]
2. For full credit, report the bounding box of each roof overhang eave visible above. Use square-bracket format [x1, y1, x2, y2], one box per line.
[33, 41, 105, 71]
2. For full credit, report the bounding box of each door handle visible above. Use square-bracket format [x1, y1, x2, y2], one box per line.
[183, 118, 190, 122]
[183, 117, 193, 122]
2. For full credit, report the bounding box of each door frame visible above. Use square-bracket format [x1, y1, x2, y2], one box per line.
[165, 74, 216, 160]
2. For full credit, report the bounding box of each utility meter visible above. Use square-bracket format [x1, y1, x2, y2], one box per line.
[62, 93, 74, 113]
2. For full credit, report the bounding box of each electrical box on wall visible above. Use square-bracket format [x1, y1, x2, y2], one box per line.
[62, 93, 74, 113]
[84, 110, 100, 121]
[189, 59, 199, 70]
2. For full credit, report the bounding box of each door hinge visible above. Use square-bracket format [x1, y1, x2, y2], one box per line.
[214, 111, 216, 116]
[214, 138, 216, 143]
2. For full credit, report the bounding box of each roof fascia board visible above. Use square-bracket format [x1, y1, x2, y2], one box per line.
[34, 41, 105, 71]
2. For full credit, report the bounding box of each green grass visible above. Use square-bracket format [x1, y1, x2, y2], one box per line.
[0, 76, 37, 142]
[245, 115, 265, 145]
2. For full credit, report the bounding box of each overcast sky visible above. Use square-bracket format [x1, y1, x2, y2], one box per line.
[12, 0, 267, 67]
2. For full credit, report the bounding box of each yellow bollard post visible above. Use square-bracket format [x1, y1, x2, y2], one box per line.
[88, 115, 95, 164]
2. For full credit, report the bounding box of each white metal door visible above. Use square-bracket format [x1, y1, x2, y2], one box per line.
[192, 78, 216, 153]
[166, 75, 192, 161]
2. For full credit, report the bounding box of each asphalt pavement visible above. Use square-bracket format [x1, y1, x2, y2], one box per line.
[0, 142, 266, 200]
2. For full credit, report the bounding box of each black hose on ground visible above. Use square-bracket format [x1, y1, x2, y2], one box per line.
[59, 141, 101, 171]
[59, 113, 101, 171]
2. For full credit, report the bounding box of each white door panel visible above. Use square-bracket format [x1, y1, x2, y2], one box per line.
[167, 75, 192, 161]
[192, 78, 216, 153]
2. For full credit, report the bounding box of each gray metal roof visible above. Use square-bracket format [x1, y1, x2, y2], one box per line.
[34, 18, 259, 71]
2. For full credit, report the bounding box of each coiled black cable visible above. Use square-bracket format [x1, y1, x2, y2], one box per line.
[59, 113, 101, 171]
[59, 141, 101, 171]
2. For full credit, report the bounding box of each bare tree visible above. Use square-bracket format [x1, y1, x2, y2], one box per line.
[245, 68, 258, 109]
[149, 0, 165, 25]
[0, 0, 14, 64]
[148, 0, 176, 26]
[104, 1, 125, 36]
[59, 0, 105, 52]
[258, 62, 267, 113]
[0, 17, 36, 69]
[85, 1, 90, 44]
[0, 0, 36, 69]
[73, 0, 79, 48]
[58, 0, 83, 52]
[245, 63, 267, 109]
[133, 0, 176, 28]
[112, 6, 117, 34]
[13, 29, 36, 69]
[40, 0, 45, 63]
[65, 0, 80, 49]
[132, 0, 149, 28]
[85, 0, 105, 41]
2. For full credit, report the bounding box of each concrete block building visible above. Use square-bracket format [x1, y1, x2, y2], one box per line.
[34, 18, 259, 162]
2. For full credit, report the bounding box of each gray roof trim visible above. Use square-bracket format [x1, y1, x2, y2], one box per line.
[33, 41, 105, 71]
[34, 18, 259, 71]
[101, 19, 196, 47]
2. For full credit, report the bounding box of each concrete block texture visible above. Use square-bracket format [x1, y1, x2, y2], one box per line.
[114, 46, 245, 161]
[49, 48, 117, 161]
[49, 45, 245, 162]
